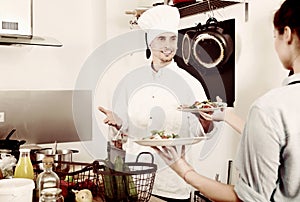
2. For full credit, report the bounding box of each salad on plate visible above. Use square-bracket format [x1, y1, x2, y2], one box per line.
[134, 130, 206, 146]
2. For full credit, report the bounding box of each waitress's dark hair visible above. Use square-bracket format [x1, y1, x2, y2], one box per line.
[273, 0, 300, 39]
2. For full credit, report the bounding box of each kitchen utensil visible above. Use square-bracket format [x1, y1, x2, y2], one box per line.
[34, 149, 79, 172]
[112, 126, 123, 141]
[5, 128, 16, 140]
[182, 17, 233, 69]
[193, 17, 233, 68]
[0, 129, 26, 159]
[182, 30, 195, 65]
[53, 141, 58, 155]
[0, 129, 26, 150]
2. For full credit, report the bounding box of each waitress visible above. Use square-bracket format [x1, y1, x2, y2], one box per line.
[152, 0, 300, 201]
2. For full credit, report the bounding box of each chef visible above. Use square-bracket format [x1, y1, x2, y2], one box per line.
[99, 5, 221, 201]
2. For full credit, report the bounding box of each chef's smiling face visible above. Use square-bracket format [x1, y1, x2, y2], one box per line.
[150, 32, 178, 64]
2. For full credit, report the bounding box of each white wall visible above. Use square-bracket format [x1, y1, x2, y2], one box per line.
[0, 0, 289, 183]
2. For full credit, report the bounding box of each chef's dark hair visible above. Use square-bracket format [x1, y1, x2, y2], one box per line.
[273, 0, 300, 39]
[145, 33, 151, 59]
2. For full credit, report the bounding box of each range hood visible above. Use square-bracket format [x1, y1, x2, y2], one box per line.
[0, 0, 62, 47]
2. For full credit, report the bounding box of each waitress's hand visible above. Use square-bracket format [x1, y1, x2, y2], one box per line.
[196, 96, 227, 121]
[198, 107, 227, 122]
[199, 107, 245, 134]
[151, 145, 193, 177]
[98, 106, 123, 130]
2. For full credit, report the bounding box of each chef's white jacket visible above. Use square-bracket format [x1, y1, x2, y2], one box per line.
[112, 61, 217, 199]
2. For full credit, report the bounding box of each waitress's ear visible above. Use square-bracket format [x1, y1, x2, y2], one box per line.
[283, 26, 292, 44]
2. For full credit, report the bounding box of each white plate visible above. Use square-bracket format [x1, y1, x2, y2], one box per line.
[177, 102, 227, 112]
[134, 137, 207, 146]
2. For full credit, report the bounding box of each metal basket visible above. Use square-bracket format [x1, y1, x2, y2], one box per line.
[194, 191, 212, 202]
[93, 152, 157, 202]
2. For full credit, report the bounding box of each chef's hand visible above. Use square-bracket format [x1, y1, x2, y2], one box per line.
[151, 145, 194, 179]
[98, 106, 123, 130]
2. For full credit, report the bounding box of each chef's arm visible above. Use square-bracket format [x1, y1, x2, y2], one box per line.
[98, 106, 123, 130]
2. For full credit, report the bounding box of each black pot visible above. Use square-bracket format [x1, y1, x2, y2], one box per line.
[182, 17, 233, 69]
[0, 129, 26, 159]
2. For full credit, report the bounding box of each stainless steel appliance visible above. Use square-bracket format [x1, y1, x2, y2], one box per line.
[0, 90, 92, 144]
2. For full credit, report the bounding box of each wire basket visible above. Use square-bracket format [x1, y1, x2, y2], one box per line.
[93, 152, 157, 202]
[194, 191, 212, 202]
[33, 160, 102, 201]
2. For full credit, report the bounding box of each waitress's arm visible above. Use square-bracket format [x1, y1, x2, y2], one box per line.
[152, 146, 242, 202]
[183, 165, 241, 202]
[198, 107, 245, 134]
[223, 109, 245, 134]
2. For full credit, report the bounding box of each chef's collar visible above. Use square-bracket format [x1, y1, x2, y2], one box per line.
[150, 61, 175, 72]
[282, 72, 300, 86]
[150, 61, 176, 79]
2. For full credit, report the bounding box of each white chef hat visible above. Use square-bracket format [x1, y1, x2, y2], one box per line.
[138, 5, 180, 58]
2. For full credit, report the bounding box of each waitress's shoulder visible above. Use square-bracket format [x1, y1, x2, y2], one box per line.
[250, 85, 294, 112]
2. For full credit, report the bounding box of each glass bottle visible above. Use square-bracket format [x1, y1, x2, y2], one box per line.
[40, 188, 64, 202]
[36, 157, 60, 201]
[14, 148, 34, 180]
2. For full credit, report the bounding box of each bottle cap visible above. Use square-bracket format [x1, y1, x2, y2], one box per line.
[19, 148, 31, 152]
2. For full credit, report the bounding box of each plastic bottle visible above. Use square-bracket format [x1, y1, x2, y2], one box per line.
[14, 148, 34, 179]
[36, 157, 60, 201]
